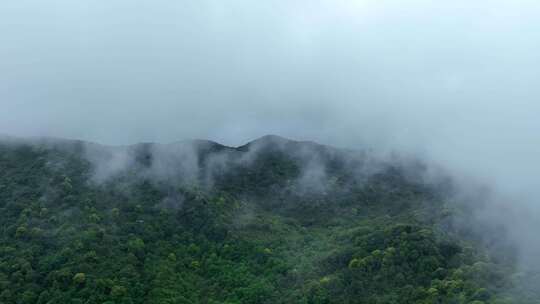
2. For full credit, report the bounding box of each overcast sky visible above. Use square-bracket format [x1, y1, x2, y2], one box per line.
[1, 1, 540, 198]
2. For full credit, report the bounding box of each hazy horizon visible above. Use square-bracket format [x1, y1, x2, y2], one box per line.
[2, 0, 540, 272]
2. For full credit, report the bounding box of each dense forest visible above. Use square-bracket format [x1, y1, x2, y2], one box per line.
[0, 135, 537, 304]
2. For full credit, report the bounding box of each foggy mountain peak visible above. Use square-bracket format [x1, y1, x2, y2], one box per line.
[1, 133, 539, 302]
[1, 1, 539, 302]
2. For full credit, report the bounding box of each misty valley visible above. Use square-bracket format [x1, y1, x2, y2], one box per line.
[0, 135, 537, 304]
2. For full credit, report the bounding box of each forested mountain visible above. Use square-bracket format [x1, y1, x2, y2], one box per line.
[0, 135, 536, 304]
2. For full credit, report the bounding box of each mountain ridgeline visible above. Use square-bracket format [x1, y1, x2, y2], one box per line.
[0, 135, 535, 303]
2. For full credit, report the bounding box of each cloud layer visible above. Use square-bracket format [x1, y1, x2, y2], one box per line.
[1, 0, 540, 268]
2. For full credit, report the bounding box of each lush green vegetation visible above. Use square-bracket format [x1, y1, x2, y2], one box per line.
[0, 138, 535, 303]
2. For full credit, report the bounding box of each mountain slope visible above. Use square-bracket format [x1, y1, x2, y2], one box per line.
[0, 136, 531, 304]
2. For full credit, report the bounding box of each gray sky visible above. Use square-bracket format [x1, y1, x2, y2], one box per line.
[1, 1, 540, 200]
